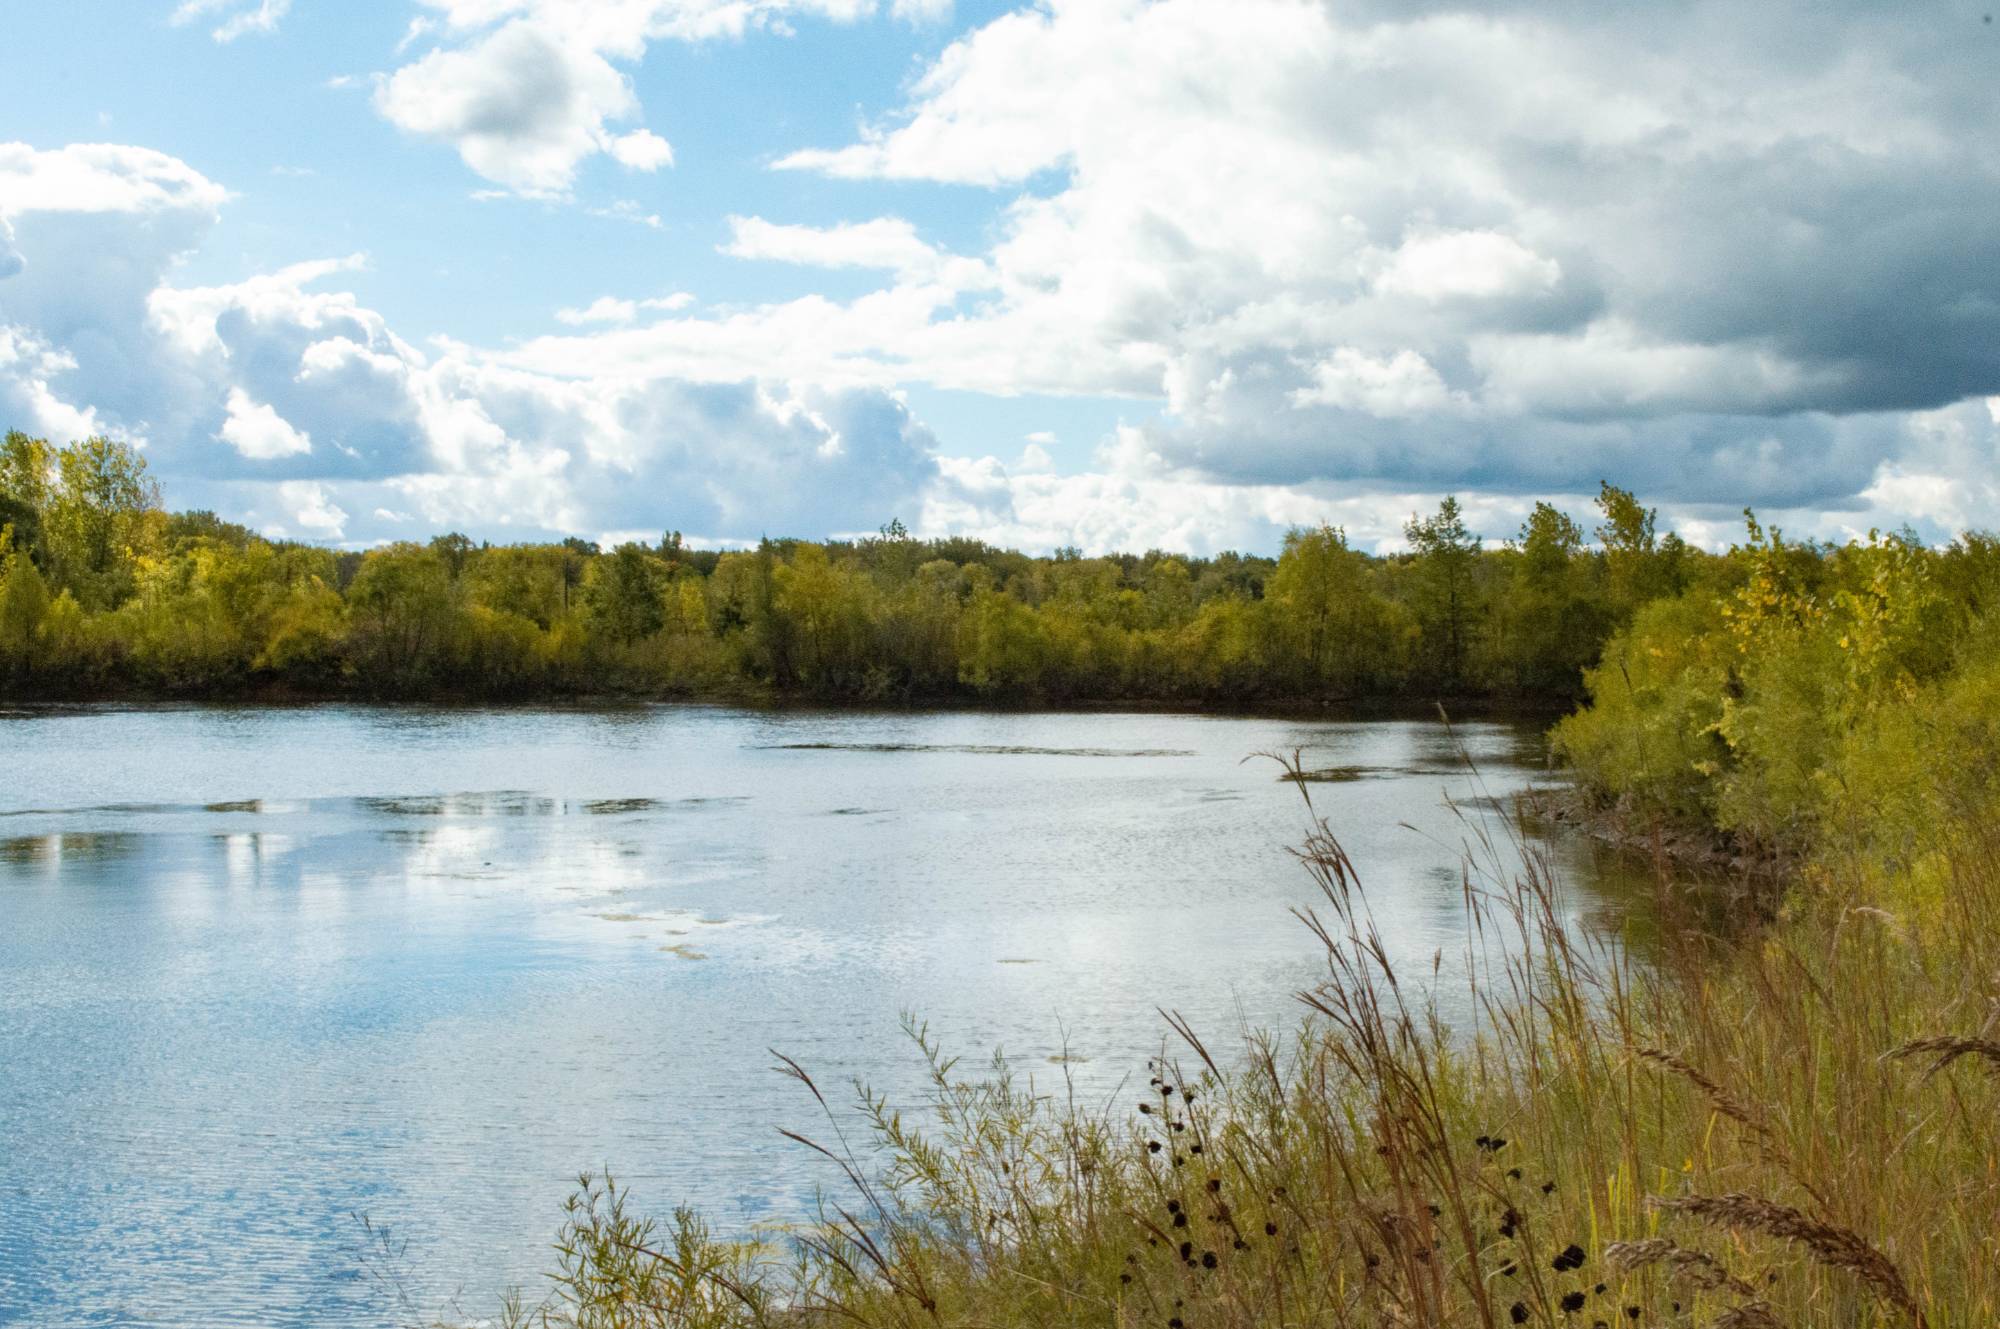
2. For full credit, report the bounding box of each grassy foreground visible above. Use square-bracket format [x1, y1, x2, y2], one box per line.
[475, 791, 1995, 1328]
[480, 534, 2000, 1329]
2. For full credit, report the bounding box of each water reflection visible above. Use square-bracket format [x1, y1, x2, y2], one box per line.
[0, 704, 1619, 1328]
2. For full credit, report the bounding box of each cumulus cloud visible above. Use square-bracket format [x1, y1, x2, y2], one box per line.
[271, 480, 348, 538]
[1290, 349, 1464, 419]
[737, 0, 2000, 518]
[16, 0, 2000, 555]
[374, 21, 653, 197]
[0, 141, 229, 444]
[1372, 230, 1561, 303]
[0, 326, 106, 444]
[143, 255, 937, 540]
[375, 0, 945, 195]
[921, 426, 1577, 557]
[608, 128, 674, 171]
[0, 220, 23, 282]
[0, 142, 230, 216]
[0, 140, 939, 546]
[725, 216, 935, 273]
[218, 388, 314, 459]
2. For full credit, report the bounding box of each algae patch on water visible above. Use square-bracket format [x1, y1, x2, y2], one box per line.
[1279, 765, 1396, 783]
[758, 742, 1194, 758]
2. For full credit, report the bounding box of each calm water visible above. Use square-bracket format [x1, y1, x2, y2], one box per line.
[0, 704, 1623, 1327]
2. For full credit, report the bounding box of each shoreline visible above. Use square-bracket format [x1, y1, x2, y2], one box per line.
[1516, 780, 1793, 884]
[0, 686, 1579, 725]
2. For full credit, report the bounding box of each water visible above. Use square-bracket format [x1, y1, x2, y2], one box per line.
[0, 704, 1624, 1327]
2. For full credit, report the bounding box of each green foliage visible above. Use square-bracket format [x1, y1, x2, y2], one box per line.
[1558, 511, 2000, 865]
[1497, 502, 1608, 693]
[343, 544, 464, 692]
[1554, 592, 1733, 822]
[1403, 496, 1482, 687]
[0, 530, 53, 682]
[583, 543, 674, 644]
[1592, 481, 1696, 621]
[44, 434, 161, 608]
[0, 431, 53, 555]
[1, 432, 161, 611]
[1266, 524, 1394, 694]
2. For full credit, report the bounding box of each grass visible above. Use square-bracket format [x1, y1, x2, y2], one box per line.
[482, 751, 2000, 1329]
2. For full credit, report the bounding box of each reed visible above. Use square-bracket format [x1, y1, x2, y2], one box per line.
[488, 750, 2000, 1329]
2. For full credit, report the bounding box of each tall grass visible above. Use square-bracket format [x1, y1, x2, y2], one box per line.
[496, 755, 2000, 1329]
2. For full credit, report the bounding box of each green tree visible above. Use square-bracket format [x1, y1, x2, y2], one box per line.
[469, 544, 574, 629]
[1142, 557, 1194, 629]
[582, 544, 673, 644]
[43, 436, 161, 608]
[1595, 481, 1685, 616]
[430, 532, 475, 580]
[1268, 524, 1384, 694]
[344, 544, 463, 690]
[0, 431, 53, 557]
[1404, 496, 1482, 689]
[0, 529, 52, 680]
[1501, 502, 1606, 692]
[958, 579, 1049, 695]
[772, 544, 874, 692]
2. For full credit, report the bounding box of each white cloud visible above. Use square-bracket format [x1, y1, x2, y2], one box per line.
[0, 142, 229, 217]
[555, 292, 696, 325]
[725, 216, 932, 272]
[170, 0, 291, 42]
[920, 428, 1552, 556]
[721, 215, 991, 289]
[1015, 439, 1054, 472]
[1290, 349, 1461, 418]
[276, 480, 348, 537]
[374, 20, 644, 197]
[588, 199, 664, 228]
[1468, 320, 1836, 419]
[556, 296, 640, 327]
[1372, 229, 1561, 303]
[376, 1, 933, 196]
[0, 141, 940, 547]
[218, 387, 313, 459]
[590, 0, 1994, 513]
[0, 325, 105, 444]
[149, 254, 376, 358]
[608, 128, 674, 171]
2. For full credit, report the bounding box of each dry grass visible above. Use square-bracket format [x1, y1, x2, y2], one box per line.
[488, 751, 2000, 1329]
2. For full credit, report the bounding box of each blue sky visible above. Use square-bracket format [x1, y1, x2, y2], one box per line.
[3, 1, 1999, 553]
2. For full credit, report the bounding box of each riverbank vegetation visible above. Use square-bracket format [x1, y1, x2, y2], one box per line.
[482, 507, 2000, 1326]
[5, 429, 1699, 704]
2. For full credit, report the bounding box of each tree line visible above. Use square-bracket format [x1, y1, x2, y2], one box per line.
[0, 427, 1787, 704]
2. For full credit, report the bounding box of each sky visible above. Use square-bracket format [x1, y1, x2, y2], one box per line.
[2, 0, 1999, 555]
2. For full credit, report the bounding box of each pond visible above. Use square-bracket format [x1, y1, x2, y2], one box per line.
[0, 704, 1635, 1327]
